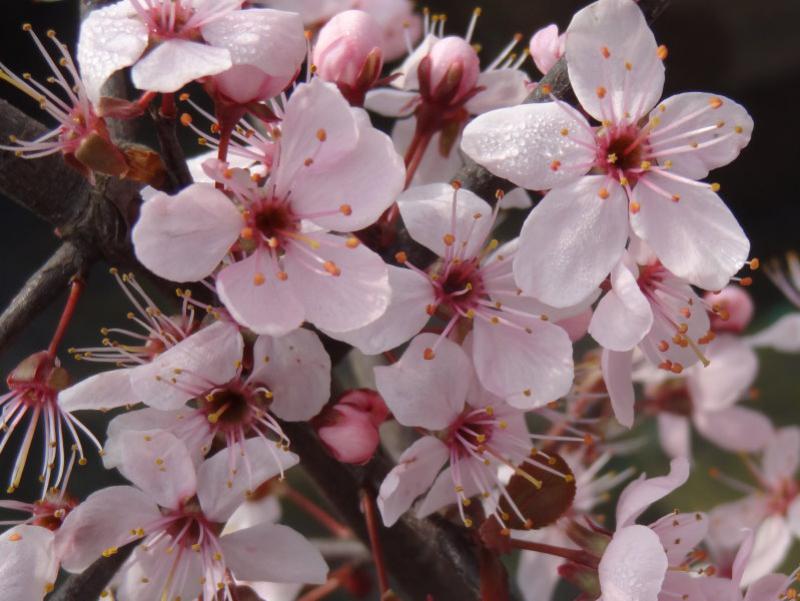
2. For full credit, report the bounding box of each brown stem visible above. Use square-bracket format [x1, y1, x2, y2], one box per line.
[48, 540, 138, 601]
[509, 538, 599, 569]
[281, 482, 353, 539]
[362, 488, 391, 595]
[151, 104, 192, 193]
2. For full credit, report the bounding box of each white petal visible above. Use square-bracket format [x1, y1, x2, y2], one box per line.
[132, 183, 241, 282]
[248, 329, 331, 421]
[746, 313, 800, 352]
[221, 524, 328, 584]
[514, 176, 629, 307]
[374, 334, 469, 430]
[461, 102, 596, 191]
[377, 436, 449, 527]
[364, 88, 419, 117]
[630, 174, 750, 291]
[651, 511, 708, 565]
[57, 368, 135, 412]
[0, 525, 57, 601]
[390, 117, 463, 186]
[657, 413, 691, 458]
[740, 516, 793, 587]
[589, 260, 653, 351]
[616, 457, 690, 527]
[131, 39, 232, 93]
[687, 334, 758, 411]
[694, 406, 773, 454]
[566, 0, 664, 122]
[465, 69, 531, 114]
[223, 495, 281, 535]
[708, 496, 770, 552]
[761, 426, 800, 489]
[601, 349, 636, 428]
[77, 2, 149, 104]
[598, 525, 667, 601]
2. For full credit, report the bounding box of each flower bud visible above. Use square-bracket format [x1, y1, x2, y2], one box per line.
[315, 389, 388, 464]
[314, 10, 384, 97]
[705, 286, 754, 333]
[420, 36, 480, 106]
[529, 24, 565, 75]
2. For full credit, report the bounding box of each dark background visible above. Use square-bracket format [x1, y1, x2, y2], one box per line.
[1, 0, 799, 597]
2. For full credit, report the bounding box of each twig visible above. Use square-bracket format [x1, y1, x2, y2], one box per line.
[48, 540, 138, 601]
[361, 489, 391, 595]
[150, 105, 193, 193]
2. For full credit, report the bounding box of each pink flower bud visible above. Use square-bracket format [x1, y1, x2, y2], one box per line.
[316, 389, 388, 464]
[705, 286, 755, 333]
[557, 308, 594, 342]
[421, 36, 480, 106]
[313, 10, 384, 94]
[529, 24, 565, 75]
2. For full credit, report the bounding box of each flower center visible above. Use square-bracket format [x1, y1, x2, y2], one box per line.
[31, 493, 76, 531]
[165, 500, 221, 550]
[434, 259, 485, 314]
[597, 125, 649, 181]
[202, 384, 269, 429]
[448, 408, 497, 458]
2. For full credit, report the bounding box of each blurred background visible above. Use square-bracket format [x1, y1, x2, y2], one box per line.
[1, 0, 799, 599]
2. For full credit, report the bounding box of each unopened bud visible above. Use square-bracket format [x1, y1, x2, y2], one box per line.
[422, 36, 480, 105]
[315, 389, 388, 464]
[313, 10, 384, 93]
[705, 286, 754, 333]
[529, 24, 565, 75]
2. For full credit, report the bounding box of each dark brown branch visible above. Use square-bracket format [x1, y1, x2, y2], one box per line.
[48, 541, 138, 601]
[151, 107, 193, 193]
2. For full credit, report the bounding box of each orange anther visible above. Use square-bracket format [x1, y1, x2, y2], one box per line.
[395, 251, 408, 264]
[252, 273, 266, 286]
[339, 204, 352, 216]
[601, 46, 611, 58]
[240, 227, 254, 240]
[550, 159, 561, 171]
[316, 128, 327, 141]
[598, 188, 610, 199]
[709, 97, 723, 109]
[630, 201, 641, 214]
[596, 86, 607, 99]
[179, 113, 192, 126]
[739, 277, 753, 287]
[657, 45, 668, 60]
[443, 233, 456, 246]
[423, 348, 435, 360]
[345, 237, 360, 248]
[277, 271, 288, 281]
[323, 261, 341, 276]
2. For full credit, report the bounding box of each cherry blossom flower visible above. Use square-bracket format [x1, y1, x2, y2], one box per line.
[0, 25, 127, 182]
[335, 183, 576, 408]
[528, 24, 565, 75]
[375, 335, 576, 528]
[100, 325, 331, 471]
[133, 79, 403, 337]
[462, 0, 753, 308]
[77, 0, 304, 104]
[315, 389, 389, 464]
[707, 427, 800, 586]
[0, 525, 59, 601]
[56, 431, 326, 601]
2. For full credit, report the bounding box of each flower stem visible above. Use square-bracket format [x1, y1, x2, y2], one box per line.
[361, 488, 391, 595]
[509, 538, 599, 569]
[281, 483, 352, 539]
[47, 278, 83, 359]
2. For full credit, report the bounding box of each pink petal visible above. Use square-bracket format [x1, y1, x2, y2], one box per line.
[116, 537, 204, 601]
[391, 118, 463, 186]
[461, 102, 596, 191]
[566, 0, 664, 123]
[56, 485, 161, 572]
[289, 111, 405, 231]
[465, 69, 530, 114]
[391, 33, 437, 90]
[529, 24, 564, 75]
[708, 496, 770, 553]
[601, 349, 636, 428]
[129, 320, 244, 411]
[377, 435, 449, 527]
[688, 335, 758, 412]
[221, 524, 328, 584]
[788, 497, 800, 538]
[416, 466, 479, 519]
[761, 426, 800, 489]
[630, 174, 750, 291]
[283, 232, 390, 334]
[732, 530, 756, 586]
[197, 439, 299, 523]
[116, 429, 197, 508]
[746, 313, 800, 352]
[57, 368, 135, 412]
[744, 574, 791, 601]
[515, 530, 567, 601]
[514, 176, 629, 307]
[648, 93, 753, 180]
[363, 88, 419, 117]
[498, 188, 533, 210]
[374, 334, 469, 430]
[663, 572, 720, 601]
[650, 511, 708, 565]
[694, 406, 773, 453]
[589, 260, 653, 351]
[223, 494, 281, 535]
[398, 183, 493, 258]
[598, 525, 668, 601]
[616, 457, 690, 528]
[248, 329, 331, 421]
[0, 525, 57, 601]
[328, 266, 434, 355]
[132, 39, 232, 93]
[740, 516, 792, 587]
[275, 79, 359, 196]
[472, 315, 573, 408]
[657, 413, 691, 458]
[132, 183, 242, 282]
[77, 2, 149, 104]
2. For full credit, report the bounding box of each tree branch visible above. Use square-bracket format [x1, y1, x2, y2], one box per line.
[48, 541, 138, 601]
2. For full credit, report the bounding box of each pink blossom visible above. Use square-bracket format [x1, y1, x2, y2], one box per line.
[707, 427, 800, 586]
[462, 0, 753, 308]
[56, 432, 326, 601]
[77, 0, 304, 104]
[529, 24, 565, 75]
[315, 389, 389, 464]
[132, 79, 404, 336]
[0, 525, 59, 601]
[335, 183, 576, 408]
[374, 335, 574, 527]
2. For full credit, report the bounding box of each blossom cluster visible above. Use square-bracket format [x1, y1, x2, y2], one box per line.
[0, 0, 798, 600]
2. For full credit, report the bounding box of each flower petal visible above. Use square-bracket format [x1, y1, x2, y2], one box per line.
[694, 406, 773, 454]
[647, 93, 753, 180]
[601, 349, 636, 428]
[363, 88, 419, 117]
[248, 329, 331, 421]
[465, 69, 530, 114]
[657, 413, 691, 458]
[0, 525, 57, 601]
[472, 315, 574, 408]
[58, 368, 135, 412]
[283, 232, 390, 333]
[77, 2, 149, 104]
[740, 516, 792, 587]
[746, 313, 800, 352]
[416, 466, 480, 519]
[374, 334, 469, 430]
[744, 574, 791, 601]
[390, 117, 463, 186]
[630, 174, 749, 291]
[197, 438, 299, 523]
[461, 102, 596, 191]
[377, 435, 449, 527]
[132, 183, 241, 282]
[514, 176, 629, 307]
[650, 511, 708, 565]
[598, 525, 667, 601]
[616, 457, 690, 527]
[131, 39, 232, 93]
[566, 0, 664, 123]
[687, 334, 758, 412]
[398, 183, 493, 258]
[589, 260, 653, 351]
[56, 485, 161, 572]
[761, 426, 800, 489]
[708, 496, 770, 553]
[221, 523, 328, 584]
[327, 266, 434, 355]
